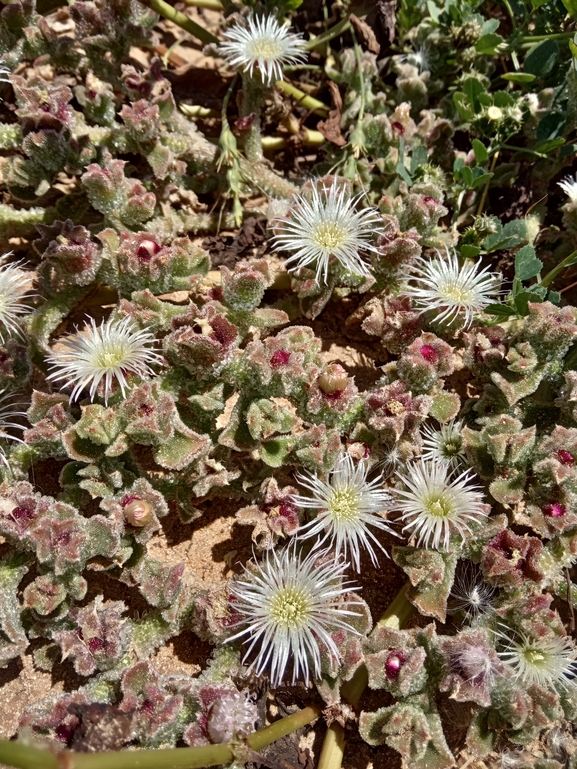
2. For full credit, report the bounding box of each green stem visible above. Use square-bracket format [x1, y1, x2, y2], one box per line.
[275, 80, 329, 115]
[0, 741, 59, 769]
[317, 583, 413, 769]
[501, 0, 517, 33]
[539, 250, 577, 289]
[238, 156, 299, 198]
[181, 0, 223, 9]
[136, 0, 218, 45]
[520, 31, 574, 43]
[476, 150, 499, 216]
[351, 28, 366, 123]
[305, 16, 352, 50]
[0, 706, 321, 769]
[0, 203, 56, 242]
[262, 129, 325, 151]
[284, 64, 323, 72]
[497, 143, 549, 158]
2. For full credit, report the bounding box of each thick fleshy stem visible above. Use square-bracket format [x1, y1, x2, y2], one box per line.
[241, 75, 266, 163]
[0, 706, 321, 769]
[137, 0, 218, 44]
[276, 80, 329, 115]
[520, 31, 575, 47]
[262, 130, 325, 151]
[0, 203, 56, 242]
[181, 0, 223, 9]
[317, 582, 414, 769]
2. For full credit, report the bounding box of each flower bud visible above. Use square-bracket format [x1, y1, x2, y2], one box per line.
[124, 499, 153, 527]
[319, 364, 349, 395]
[385, 650, 406, 680]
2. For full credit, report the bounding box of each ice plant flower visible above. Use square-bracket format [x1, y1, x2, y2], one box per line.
[47, 315, 163, 405]
[272, 179, 383, 283]
[496, 627, 577, 691]
[219, 14, 308, 87]
[0, 255, 35, 342]
[392, 459, 488, 551]
[421, 419, 466, 467]
[558, 174, 577, 203]
[227, 545, 361, 686]
[0, 389, 27, 468]
[404, 249, 502, 328]
[293, 452, 396, 571]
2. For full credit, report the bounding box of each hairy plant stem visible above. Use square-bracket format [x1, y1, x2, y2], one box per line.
[136, 0, 218, 45]
[241, 75, 266, 163]
[317, 582, 413, 769]
[0, 203, 56, 241]
[0, 706, 321, 769]
[129, 3, 299, 197]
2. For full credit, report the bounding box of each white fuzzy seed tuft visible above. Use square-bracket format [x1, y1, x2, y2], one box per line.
[449, 563, 496, 621]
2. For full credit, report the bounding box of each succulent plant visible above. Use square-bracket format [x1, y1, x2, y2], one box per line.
[0, 2, 575, 769]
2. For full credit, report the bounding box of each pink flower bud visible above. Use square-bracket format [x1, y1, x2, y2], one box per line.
[543, 502, 566, 518]
[270, 349, 291, 368]
[557, 450, 574, 466]
[385, 650, 406, 680]
[420, 344, 438, 362]
[136, 240, 161, 262]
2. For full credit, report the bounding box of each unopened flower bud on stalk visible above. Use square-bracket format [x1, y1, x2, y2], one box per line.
[124, 499, 153, 527]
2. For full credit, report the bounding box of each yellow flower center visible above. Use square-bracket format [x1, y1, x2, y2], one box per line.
[523, 647, 546, 667]
[249, 37, 283, 61]
[269, 586, 311, 628]
[328, 488, 361, 522]
[95, 345, 129, 369]
[311, 221, 348, 251]
[427, 495, 453, 518]
[440, 282, 474, 304]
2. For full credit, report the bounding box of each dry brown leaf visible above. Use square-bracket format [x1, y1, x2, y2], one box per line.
[350, 13, 380, 55]
[316, 81, 346, 148]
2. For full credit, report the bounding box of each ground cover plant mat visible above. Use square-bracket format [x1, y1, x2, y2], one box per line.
[0, 0, 577, 768]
